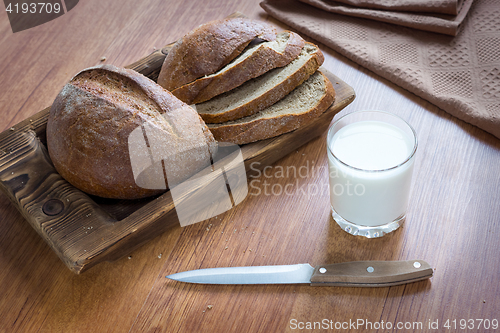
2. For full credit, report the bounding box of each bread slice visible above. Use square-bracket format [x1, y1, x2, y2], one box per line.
[196, 43, 324, 124]
[171, 31, 305, 105]
[158, 17, 277, 91]
[207, 71, 335, 145]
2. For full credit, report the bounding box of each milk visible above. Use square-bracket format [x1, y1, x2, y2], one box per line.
[328, 120, 415, 227]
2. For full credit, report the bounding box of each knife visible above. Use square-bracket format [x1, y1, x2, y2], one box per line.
[166, 260, 433, 287]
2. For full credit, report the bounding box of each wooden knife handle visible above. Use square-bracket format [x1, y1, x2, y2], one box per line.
[310, 260, 433, 287]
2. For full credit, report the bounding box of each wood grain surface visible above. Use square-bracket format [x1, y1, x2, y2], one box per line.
[0, 0, 499, 332]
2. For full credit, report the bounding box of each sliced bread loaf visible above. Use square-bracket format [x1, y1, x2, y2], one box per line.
[158, 17, 277, 91]
[196, 42, 324, 124]
[171, 31, 305, 105]
[207, 71, 335, 145]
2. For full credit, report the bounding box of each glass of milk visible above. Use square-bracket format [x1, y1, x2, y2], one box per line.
[327, 111, 417, 238]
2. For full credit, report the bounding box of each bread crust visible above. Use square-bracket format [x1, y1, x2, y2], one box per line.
[171, 31, 305, 105]
[158, 17, 277, 91]
[47, 64, 217, 200]
[208, 71, 335, 145]
[198, 42, 324, 123]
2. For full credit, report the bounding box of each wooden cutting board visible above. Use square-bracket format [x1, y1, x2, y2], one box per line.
[0, 15, 355, 274]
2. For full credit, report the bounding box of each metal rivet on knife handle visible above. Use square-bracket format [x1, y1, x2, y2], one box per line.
[413, 261, 421, 268]
[319, 267, 327, 274]
[367, 266, 374, 273]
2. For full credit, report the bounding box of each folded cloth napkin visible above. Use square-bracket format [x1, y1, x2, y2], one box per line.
[330, 0, 460, 15]
[299, 0, 474, 36]
[261, 0, 500, 140]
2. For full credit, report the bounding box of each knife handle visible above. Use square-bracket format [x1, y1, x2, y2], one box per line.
[310, 260, 433, 287]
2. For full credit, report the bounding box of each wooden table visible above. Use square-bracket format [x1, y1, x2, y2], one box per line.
[1, 0, 499, 332]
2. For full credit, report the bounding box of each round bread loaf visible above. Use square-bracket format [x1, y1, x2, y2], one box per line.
[157, 17, 277, 91]
[47, 64, 217, 200]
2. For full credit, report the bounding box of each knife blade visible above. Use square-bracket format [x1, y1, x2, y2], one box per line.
[166, 260, 433, 287]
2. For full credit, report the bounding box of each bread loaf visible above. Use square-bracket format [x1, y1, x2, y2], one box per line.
[171, 31, 305, 105]
[207, 71, 335, 145]
[196, 42, 324, 123]
[157, 17, 335, 147]
[47, 64, 217, 200]
[158, 17, 277, 91]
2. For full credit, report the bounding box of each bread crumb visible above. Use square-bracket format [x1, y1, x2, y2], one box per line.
[158, 253, 162, 259]
[100, 56, 107, 62]
[10, 127, 15, 131]
[207, 305, 213, 310]
[128, 256, 132, 259]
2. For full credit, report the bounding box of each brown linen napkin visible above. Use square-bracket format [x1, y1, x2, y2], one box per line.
[329, 0, 460, 15]
[299, 0, 474, 36]
[261, 0, 500, 140]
